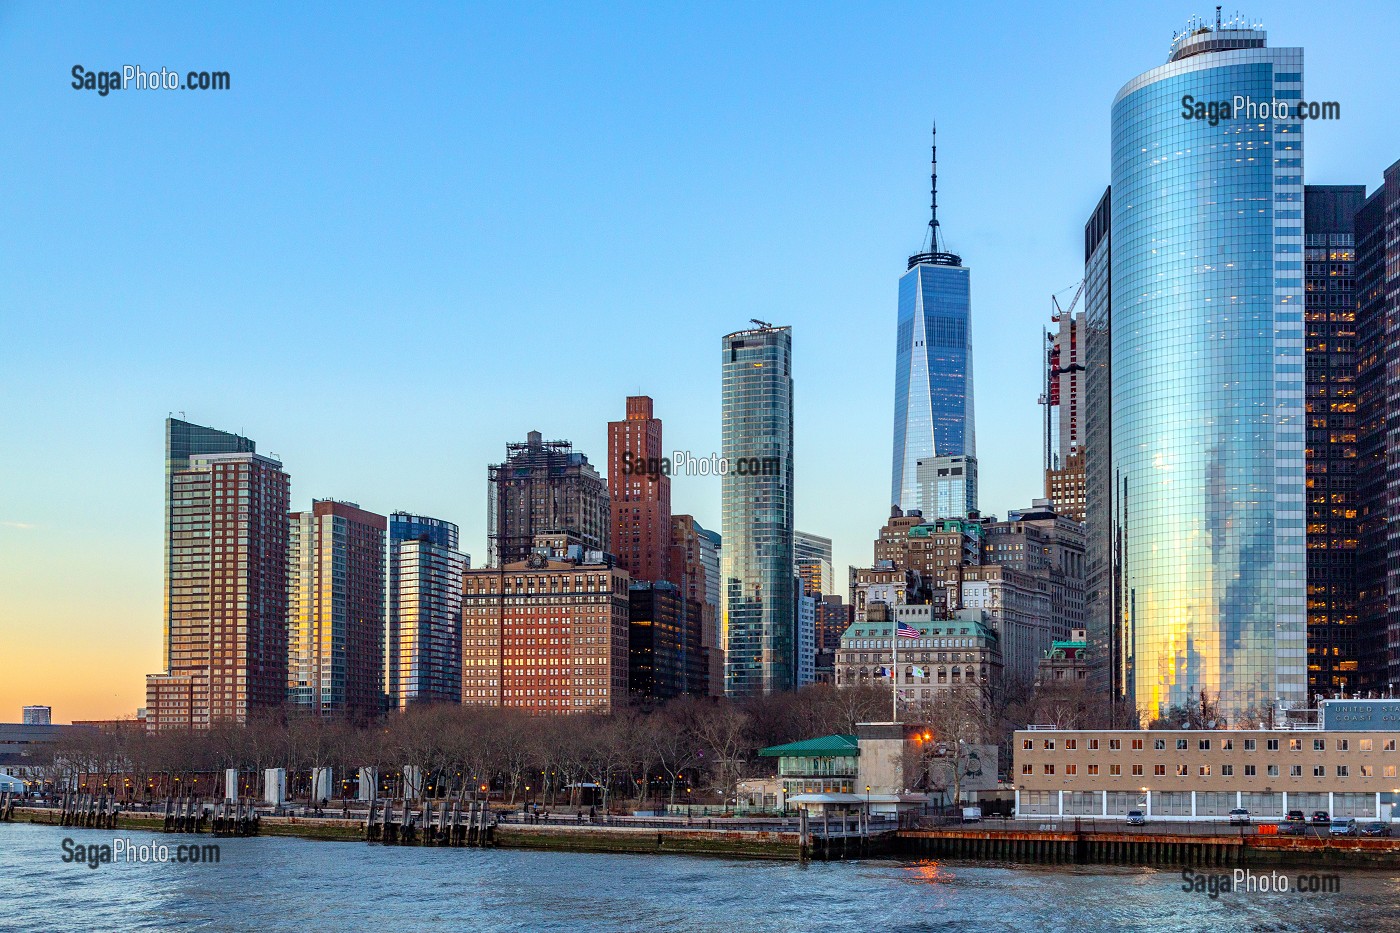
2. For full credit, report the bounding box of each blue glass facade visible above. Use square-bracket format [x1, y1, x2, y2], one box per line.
[721, 325, 794, 696]
[386, 512, 465, 708]
[1110, 33, 1306, 718]
[892, 261, 975, 512]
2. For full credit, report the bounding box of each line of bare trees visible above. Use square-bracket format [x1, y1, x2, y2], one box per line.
[42, 684, 905, 806]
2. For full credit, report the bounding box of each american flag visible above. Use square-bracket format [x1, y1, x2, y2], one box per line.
[896, 622, 921, 639]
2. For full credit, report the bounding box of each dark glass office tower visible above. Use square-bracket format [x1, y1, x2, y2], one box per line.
[386, 513, 467, 709]
[1356, 159, 1400, 690]
[721, 323, 794, 696]
[1303, 185, 1366, 697]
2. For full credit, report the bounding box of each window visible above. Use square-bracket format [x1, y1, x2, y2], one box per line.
[1267, 739, 1280, 751]
[1361, 765, 1374, 777]
[1110, 764, 1122, 776]
[1066, 739, 1077, 750]
[1109, 739, 1121, 750]
[1088, 739, 1099, 750]
[1133, 739, 1144, 750]
[1176, 764, 1188, 776]
[1199, 739, 1211, 751]
[1336, 739, 1349, 751]
[1021, 763, 1033, 775]
[1385, 766, 1396, 778]
[1088, 764, 1099, 775]
[1314, 765, 1325, 777]
[1245, 765, 1257, 777]
[1154, 765, 1166, 776]
[1176, 739, 1188, 751]
[1066, 764, 1078, 775]
[1199, 765, 1211, 776]
[1022, 739, 1033, 750]
[1267, 765, 1279, 777]
[1314, 739, 1325, 751]
[1132, 765, 1144, 776]
[1221, 764, 1234, 776]
[1044, 764, 1055, 775]
[1244, 739, 1256, 751]
[1361, 739, 1373, 751]
[1290, 765, 1302, 777]
[1222, 739, 1233, 750]
[1044, 739, 1055, 750]
[1153, 739, 1165, 751]
[1337, 765, 1349, 777]
[1289, 738, 1301, 751]
[1386, 740, 1396, 752]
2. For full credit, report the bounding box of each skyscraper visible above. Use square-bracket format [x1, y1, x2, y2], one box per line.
[147, 421, 289, 731]
[288, 500, 387, 718]
[1081, 187, 1118, 705]
[1356, 159, 1400, 689]
[608, 396, 671, 583]
[387, 513, 468, 710]
[487, 431, 609, 567]
[721, 322, 794, 696]
[1044, 308, 1087, 522]
[892, 127, 976, 514]
[1302, 186, 1366, 697]
[1109, 19, 1306, 718]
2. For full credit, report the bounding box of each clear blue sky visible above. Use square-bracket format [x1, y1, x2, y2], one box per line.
[2, 1, 1397, 720]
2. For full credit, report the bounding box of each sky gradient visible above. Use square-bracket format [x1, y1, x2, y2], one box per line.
[2, 2, 1397, 722]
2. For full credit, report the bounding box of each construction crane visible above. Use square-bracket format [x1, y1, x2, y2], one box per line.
[1042, 281, 1085, 473]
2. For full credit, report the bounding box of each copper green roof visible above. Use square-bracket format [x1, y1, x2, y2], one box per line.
[758, 734, 859, 758]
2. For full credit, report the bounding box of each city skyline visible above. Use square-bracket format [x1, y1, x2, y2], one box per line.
[3, 3, 1399, 721]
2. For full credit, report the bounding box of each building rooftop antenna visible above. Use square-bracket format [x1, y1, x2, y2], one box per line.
[927, 123, 941, 254]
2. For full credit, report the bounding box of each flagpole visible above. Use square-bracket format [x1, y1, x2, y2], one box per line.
[892, 616, 898, 722]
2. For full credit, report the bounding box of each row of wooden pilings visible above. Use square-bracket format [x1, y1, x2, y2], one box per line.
[0, 791, 17, 821]
[56, 791, 120, 829]
[365, 797, 494, 847]
[900, 831, 1244, 867]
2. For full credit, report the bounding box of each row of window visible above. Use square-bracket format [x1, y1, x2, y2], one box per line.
[1027, 762, 1395, 778]
[1026, 736, 1397, 752]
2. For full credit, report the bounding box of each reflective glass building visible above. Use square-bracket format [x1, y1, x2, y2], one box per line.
[891, 256, 975, 512]
[721, 323, 794, 696]
[387, 513, 468, 709]
[1110, 23, 1306, 718]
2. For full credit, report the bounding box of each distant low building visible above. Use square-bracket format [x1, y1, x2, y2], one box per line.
[21, 706, 50, 726]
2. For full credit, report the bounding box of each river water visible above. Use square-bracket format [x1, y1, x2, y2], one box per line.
[3, 822, 1398, 932]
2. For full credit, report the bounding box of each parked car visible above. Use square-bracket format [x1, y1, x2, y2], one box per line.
[1228, 808, 1251, 825]
[1285, 810, 1306, 823]
[1311, 810, 1331, 824]
[1330, 817, 1358, 836]
[1278, 821, 1306, 836]
[1361, 822, 1391, 837]
[1126, 810, 1147, 826]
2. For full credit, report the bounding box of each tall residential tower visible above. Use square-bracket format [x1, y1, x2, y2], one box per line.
[721, 323, 794, 696]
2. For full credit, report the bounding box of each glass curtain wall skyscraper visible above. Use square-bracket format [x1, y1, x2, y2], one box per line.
[387, 513, 468, 710]
[892, 128, 975, 516]
[721, 323, 794, 696]
[1110, 19, 1306, 718]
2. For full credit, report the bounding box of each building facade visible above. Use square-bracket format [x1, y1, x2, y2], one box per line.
[1109, 23, 1306, 717]
[721, 323, 795, 696]
[608, 396, 672, 584]
[386, 513, 466, 709]
[146, 437, 289, 731]
[461, 542, 630, 714]
[1356, 160, 1400, 689]
[288, 500, 387, 718]
[671, 514, 721, 696]
[914, 454, 978, 520]
[389, 518, 468, 710]
[892, 130, 975, 513]
[487, 431, 609, 567]
[1302, 186, 1367, 697]
[834, 604, 1000, 713]
[794, 530, 834, 598]
[1015, 724, 1400, 822]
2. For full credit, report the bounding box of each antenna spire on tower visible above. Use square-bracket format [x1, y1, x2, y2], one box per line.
[928, 123, 940, 254]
